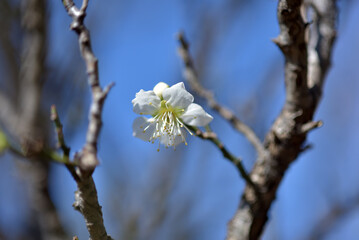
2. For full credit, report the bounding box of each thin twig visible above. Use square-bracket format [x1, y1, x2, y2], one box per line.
[51, 105, 70, 158]
[308, 196, 359, 240]
[0, 127, 75, 168]
[50, 105, 79, 181]
[186, 125, 259, 195]
[177, 32, 266, 158]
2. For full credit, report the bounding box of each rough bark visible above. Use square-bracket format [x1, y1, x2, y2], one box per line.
[227, 0, 337, 239]
[61, 1, 114, 239]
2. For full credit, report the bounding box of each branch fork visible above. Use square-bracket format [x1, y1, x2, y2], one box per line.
[59, 0, 114, 239]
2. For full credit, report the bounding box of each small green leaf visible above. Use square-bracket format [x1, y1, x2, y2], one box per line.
[0, 130, 9, 154]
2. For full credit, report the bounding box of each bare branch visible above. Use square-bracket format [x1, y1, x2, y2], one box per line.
[177, 32, 266, 159]
[73, 175, 111, 240]
[50, 105, 79, 181]
[61, 1, 113, 239]
[187, 125, 258, 193]
[62, 0, 114, 171]
[6, 0, 70, 238]
[227, 0, 338, 239]
[18, 0, 46, 142]
[0, 1, 19, 87]
[51, 105, 70, 158]
[0, 91, 19, 136]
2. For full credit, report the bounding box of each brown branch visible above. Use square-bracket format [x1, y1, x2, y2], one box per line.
[8, 0, 70, 239]
[50, 105, 79, 181]
[177, 32, 266, 159]
[187, 125, 258, 193]
[62, 0, 114, 171]
[227, 0, 338, 239]
[61, 1, 113, 239]
[51, 105, 70, 158]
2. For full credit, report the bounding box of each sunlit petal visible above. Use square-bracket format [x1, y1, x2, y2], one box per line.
[132, 90, 161, 115]
[181, 103, 213, 126]
[162, 82, 194, 109]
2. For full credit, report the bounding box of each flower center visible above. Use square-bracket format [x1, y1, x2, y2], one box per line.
[145, 100, 192, 150]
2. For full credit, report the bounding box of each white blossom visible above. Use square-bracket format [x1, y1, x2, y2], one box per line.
[132, 82, 213, 150]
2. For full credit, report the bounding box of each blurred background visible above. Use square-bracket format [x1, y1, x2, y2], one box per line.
[0, 0, 358, 239]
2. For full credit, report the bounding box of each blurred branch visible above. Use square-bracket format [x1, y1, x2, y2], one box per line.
[177, 32, 266, 159]
[6, 0, 70, 239]
[227, 0, 337, 239]
[61, 0, 113, 239]
[309, 197, 359, 240]
[18, 0, 46, 141]
[0, 128, 73, 167]
[0, 0, 19, 88]
[0, 91, 19, 135]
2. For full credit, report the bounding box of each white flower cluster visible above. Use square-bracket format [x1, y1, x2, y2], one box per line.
[132, 82, 213, 150]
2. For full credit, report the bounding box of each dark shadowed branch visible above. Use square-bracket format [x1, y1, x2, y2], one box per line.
[177, 33, 266, 159]
[226, 0, 337, 239]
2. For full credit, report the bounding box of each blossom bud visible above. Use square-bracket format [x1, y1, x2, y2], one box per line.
[153, 82, 169, 99]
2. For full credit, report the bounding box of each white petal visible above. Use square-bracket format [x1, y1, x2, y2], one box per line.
[162, 82, 194, 109]
[160, 128, 187, 147]
[181, 103, 213, 126]
[132, 90, 161, 115]
[132, 117, 156, 141]
[153, 82, 169, 98]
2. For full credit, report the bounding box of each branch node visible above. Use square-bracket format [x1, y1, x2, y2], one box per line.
[103, 82, 115, 96]
[300, 120, 323, 134]
[272, 36, 287, 50]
